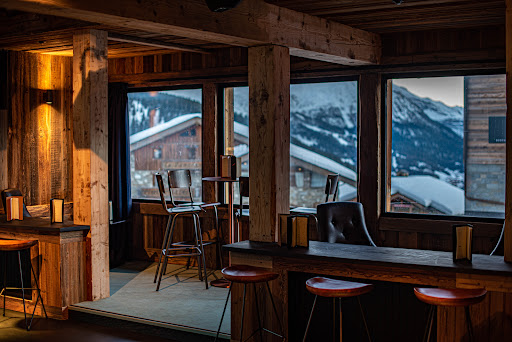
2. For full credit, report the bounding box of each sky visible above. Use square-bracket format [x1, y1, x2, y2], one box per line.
[393, 76, 464, 107]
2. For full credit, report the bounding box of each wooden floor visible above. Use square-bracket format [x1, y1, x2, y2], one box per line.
[0, 309, 176, 342]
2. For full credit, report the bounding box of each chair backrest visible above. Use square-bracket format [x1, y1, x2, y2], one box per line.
[317, 201, 376, 246]
[1, 189, 31, 217]
[167, 170, 194, 206]
[155, 173, 171, 212]
[324, 174, 340, 202]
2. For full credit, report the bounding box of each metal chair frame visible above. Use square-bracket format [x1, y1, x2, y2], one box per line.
[153, 173, 209, 291]
[215, 281, 285, 342]
[167, 170, 224, 271]
[303, 295, 372, 342]
[1, 249, 47, 331]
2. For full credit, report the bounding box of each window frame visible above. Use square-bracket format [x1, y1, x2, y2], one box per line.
[380, 69, 506, 228]
[128, 84, 204, 202]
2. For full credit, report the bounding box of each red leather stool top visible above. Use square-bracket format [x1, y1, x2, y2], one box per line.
[0, 239, 37, 252]
[222, 265, 279, 283]
[306, 277, 374, 298]
[414, 288, 487, 307]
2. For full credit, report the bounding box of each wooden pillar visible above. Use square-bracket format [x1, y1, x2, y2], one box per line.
[358, 73, 382, 242]
[72, 29, 109, 300]
[224, 87, 235, 155]
[0, 50, 7, 200]
[506, 0, 512, 262]
[248, 45, 290, 242]
[202, 82, 218, 203]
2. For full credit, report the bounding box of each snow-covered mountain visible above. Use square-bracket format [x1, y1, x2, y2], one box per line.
[128, 82, 464, 187]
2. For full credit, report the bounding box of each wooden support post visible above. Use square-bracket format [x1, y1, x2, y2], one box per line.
[506, 0, 512, 262]
[358, 73, 382, 242]
[202, 82, 218, 203]
[72, 29, 109, 300]
[0, 50, 7, 201]
[224, 87, 235, 155]
[248, 45, 290, 242]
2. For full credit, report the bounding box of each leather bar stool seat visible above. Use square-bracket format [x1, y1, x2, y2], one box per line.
[0, 239, 47, 330]
[414, 288, 487, 307]
[0, 240, 37, 252]
[306, 277, 374, 298]
[215, 265, 285, 342]
[222, 265, 279, 283]
[303, 276, 373, 342]
[414, 287, 487, 342]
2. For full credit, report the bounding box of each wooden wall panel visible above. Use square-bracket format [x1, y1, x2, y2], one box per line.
[4, 51, 73, 207]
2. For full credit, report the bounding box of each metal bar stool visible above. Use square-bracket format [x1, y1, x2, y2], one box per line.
[0, 239, 47, 330]
[303, 277, 373, 342]
[153, 173, 209, 291]
[215, 265, 285, 342]
[414, 287, 487, 342]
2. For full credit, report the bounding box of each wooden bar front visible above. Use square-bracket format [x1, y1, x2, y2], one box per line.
[0, 217, 89, 319]
[225, 241, 512, 342]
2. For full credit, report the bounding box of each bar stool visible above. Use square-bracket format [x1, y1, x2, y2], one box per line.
[414, 287, 487, 342]
[215, 265, 285, 342]
[0, 239, 47, 330]
[303, 277, 373, 342]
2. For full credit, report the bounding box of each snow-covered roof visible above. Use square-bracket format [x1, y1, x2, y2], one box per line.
[338, 175, 464, 215]
[130, 113, 202, 151]
[390, 175, 464, 215]
[233, 122, 357, 184]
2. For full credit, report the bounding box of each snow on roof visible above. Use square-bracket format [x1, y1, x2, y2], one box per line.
[338, 183, 357, 201]
[130, 113, 201, 150]
[233, 122, 357, 183]
[390, 175, 464, 215]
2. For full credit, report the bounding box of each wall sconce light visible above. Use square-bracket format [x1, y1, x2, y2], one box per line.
[43, 90, 54, 104]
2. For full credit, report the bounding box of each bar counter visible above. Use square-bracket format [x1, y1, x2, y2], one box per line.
[225, 241, 512, 342]
[0, 216, 89, 319]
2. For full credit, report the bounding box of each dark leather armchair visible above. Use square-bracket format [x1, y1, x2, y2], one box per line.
[317, 201, 376, 246]
[1, 189, 31, 217]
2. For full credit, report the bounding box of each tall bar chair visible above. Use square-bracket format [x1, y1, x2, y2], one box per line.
[234, 176, 249, 241]
[166, 169, 223, 271]
[414, 287, 487, 342]
[0, 239, 47, 330]
[153, 173, 209, 290]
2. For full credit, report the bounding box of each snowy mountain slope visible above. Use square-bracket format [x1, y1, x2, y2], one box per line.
[128, 82, 464, 187]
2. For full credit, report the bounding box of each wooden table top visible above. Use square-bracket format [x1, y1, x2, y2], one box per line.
[0, 216, 90, 233]
[224, 240, 512, 277]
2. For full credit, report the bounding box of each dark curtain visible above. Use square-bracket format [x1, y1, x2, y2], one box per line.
[108, 83, 132, 268]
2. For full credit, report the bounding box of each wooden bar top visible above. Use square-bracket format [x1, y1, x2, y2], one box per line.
[224, 240, 512, 277]
[0, 216, 90, 233]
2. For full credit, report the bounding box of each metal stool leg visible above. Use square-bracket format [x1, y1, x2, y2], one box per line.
[213, 205, 223, 269]
[154, 215, 172, 283]
[17, 251, 28, 330]
[303, 295, 318, 342]
[423, 305, 435, 342]
[3, 253, 6, 317]
[253, 283, 264, 342]
[465, 306, 474, 342]
[265, 281, 285, 341]
[195, 214, 208, 289]
[357, 296, 372, 342]
[192, 214, 203, 282]
[156, 215, 178, 291]
[239, 284, 247, 342]
[214, 283, 232, 342]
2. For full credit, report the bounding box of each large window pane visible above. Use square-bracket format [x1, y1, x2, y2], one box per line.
[129, 89, 202, 200]
[387, 75, 505, 218]
[290, 81, 358, 208]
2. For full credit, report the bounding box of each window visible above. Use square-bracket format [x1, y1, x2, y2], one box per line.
[129, 88, 203, 200]
[223, 86, 249, 205]
[386, 75, 505, 218]
[289, 81, 358, 208]
[223, 81, 359, 208]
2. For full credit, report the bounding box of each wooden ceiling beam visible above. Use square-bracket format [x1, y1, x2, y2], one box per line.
[107, 33, 209, 54]
[0, 0, 381, 65]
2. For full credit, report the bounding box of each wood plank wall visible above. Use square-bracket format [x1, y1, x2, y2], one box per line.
[2, 50, 73, 209]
